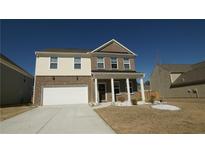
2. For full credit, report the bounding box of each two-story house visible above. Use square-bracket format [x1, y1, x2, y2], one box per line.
[33, 39, 145, 105]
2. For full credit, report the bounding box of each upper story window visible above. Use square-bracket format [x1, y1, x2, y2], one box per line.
[50, 57, 58, 69]
[97, 57, 104, 69]
[111, 57, 118, 69]
[74, 57, 81, 69]
[123, 57, 130, 70]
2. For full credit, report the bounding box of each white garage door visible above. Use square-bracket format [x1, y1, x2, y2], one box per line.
[43, 85, 88, 105]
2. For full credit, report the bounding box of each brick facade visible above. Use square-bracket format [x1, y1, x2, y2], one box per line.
[34, 76, 138, 105]
[34, 76, 92, 105]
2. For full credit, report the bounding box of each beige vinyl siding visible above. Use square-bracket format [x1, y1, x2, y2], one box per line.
[35, 56, 91, 76]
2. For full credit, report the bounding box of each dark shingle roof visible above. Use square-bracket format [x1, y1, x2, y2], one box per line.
[159, 64, 192, 72]
[43, 48, 92, 53]
[191, 61, 205, 69]
[0, 53, 33, 78]
[0, 53, 20, 68]
[170, 61, 205, 87]
[92, 70, 137, 73]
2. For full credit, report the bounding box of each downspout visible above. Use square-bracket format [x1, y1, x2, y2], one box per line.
[32, 76, 36, 104]
[33, 52, 38, 105]
[158, 66, 163, 100]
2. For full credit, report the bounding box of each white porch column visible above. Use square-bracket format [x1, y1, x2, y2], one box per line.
[94, 78, 98, 104]
[140, 78, 145, 101]
[111, 78, 115, 103]
[126, 78, 131, 102]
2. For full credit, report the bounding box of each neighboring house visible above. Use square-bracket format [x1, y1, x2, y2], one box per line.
[150, 61, 205, 99]
[0, 53, 33, 106]
[34, 39, 145, 105]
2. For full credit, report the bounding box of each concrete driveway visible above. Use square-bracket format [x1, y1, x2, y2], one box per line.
[0, 104, 115, 134]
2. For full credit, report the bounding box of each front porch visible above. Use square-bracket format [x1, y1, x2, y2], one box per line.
[92, 72, 145, 105]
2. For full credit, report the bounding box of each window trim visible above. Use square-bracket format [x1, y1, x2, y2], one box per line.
[97, 57, 105, 69]
[110, 57, 118, 69]
[114, 81, 120, 95]
[49, 57, 58, 69]
[74, 57, 81, 69]
[123, 57, 130, 70]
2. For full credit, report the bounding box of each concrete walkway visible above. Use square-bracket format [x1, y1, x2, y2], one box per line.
[0, 104, 115, 134]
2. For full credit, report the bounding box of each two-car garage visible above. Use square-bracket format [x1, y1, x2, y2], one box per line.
[42, 85, 88, 105]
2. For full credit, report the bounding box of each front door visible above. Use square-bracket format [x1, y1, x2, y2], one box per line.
[98, 83, 106, 102]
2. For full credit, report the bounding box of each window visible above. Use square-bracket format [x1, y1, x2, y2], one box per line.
[74, 57, 81, 69]
[50, 57, 58, 69]
[114, 81, 120, 94]
[111, 57, 118, 69]
[97, 57, 104, 69]
[123, 57, 130, 70]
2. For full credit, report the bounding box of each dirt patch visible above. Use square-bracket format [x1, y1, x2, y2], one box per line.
[0, 105, 36, 121]
[95, 102, 205, 134]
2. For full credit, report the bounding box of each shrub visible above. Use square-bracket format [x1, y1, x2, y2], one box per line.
[149, 95, 156, 103]
[134, 93, 141, 101]
[118, 96, 125, 102]
[131, 99, 137, 105]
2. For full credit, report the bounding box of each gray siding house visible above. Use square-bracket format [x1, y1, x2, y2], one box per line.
[0, 53, 33, 106]
[150, 61, 205, 100]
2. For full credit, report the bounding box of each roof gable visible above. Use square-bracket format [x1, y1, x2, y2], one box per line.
[101, 42, 130, 53]
[172, 67, 205, 85]
[171, 61, 205, 86]
[91, 39, 136, 55]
